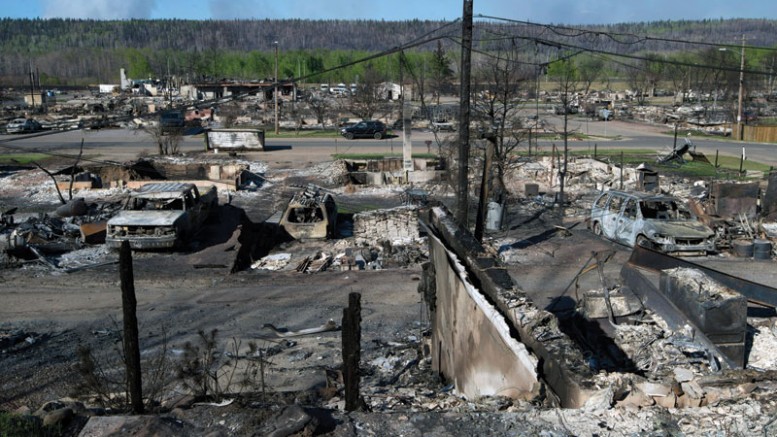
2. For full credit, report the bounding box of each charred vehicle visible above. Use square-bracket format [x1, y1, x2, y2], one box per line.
[279, 184, 337, 240]
[106, 182, 217, 250]
[590, 190, 716, 255]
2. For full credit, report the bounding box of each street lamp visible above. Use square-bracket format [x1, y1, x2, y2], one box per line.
[274, 41, 279, 135]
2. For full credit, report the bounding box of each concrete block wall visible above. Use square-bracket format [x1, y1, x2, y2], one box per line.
[352, 206, 420, 244]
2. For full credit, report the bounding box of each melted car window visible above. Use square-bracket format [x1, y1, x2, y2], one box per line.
[623, 199, 637, 218]
[608, 195, 624, 213]
[640, 200, 691, 220]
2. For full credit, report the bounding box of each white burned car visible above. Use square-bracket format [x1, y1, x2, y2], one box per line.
[590, 190, 716, 255]
[106, 182, 217, 250]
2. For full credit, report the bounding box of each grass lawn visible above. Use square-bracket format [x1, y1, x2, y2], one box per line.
[0, 153, 52, 165]
[567, 148, 771, 179]
[331, 152, 438, 160]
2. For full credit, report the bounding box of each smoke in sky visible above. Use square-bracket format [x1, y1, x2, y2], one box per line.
[42, 0, 158, 19]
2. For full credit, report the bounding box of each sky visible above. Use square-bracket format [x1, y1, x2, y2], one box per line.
[1, 0, 776, 24]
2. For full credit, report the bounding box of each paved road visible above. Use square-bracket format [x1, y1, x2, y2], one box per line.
[0, 119, 775, 166]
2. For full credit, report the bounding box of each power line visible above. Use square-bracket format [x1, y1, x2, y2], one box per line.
[477, 15, 777, 53]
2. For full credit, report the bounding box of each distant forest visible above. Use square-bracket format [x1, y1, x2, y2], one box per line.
[1, 17, 776, 87]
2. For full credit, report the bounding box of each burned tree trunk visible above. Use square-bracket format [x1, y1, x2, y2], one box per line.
[120, 241, 144, 414]
[342, 292, 362, 411]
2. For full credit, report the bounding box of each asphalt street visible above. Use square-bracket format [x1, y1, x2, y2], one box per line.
[0, 117, 775, 166]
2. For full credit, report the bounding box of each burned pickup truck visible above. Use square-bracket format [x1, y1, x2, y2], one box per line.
[106, 182, 217, 250]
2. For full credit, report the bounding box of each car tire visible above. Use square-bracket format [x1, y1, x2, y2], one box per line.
[592, 221, 602, 236]
[636, 235, 654, 250]
[373, 132, 383, 140]
[345, 132, 354, 140]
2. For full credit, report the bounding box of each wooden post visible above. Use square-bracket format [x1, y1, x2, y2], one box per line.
[342, 292, 362, 411]
[120, 240, 144, 414]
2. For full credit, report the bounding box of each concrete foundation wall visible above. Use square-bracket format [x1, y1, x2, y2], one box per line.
[429, 232, 540, 399]
[353, 206, 420, 244]
[424, 206, 601, 408]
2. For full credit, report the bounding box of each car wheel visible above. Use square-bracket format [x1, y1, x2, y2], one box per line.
[373, 132, 383, 140]
[345, 132, 354, 140]
[592, 221, 602, 236]
[636, 235, 655, 250]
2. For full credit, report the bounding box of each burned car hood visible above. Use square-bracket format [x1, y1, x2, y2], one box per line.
[108, 210, 186, 226]
[647, 220, 713, 237]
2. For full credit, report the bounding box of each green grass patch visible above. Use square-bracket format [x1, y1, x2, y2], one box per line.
[331, 153, 438, 160]
[263, 129, 343, 139]
[0, 153, 51, 165]
[561, 148, 771, 179]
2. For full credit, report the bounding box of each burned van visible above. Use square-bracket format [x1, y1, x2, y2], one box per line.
[590, 190, 715, 255]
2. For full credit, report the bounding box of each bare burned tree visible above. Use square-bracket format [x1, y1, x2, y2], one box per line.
[345, 63, 387, 120]
[307, 93, 332, 128]
[696, 47, 741, 121]
[470, 44, 532, 200]
[430, 40, 455, 105]
[34, 139, 84, 205]
[663, 52, 695, 104]
[145, 124, 184, 156]
[625, 53, 664, 106]
[547, 56, 580, 206]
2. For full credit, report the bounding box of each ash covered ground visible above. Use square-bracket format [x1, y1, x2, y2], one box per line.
[2, 138, 777, 436]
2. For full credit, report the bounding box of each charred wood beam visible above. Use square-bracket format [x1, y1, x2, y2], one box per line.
[120, 240, 144, 414]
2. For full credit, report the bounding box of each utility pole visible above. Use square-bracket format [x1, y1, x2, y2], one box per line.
[456, 0, 473, 227]
[736, 35, 746, 141]
[274, 41, 280, 135]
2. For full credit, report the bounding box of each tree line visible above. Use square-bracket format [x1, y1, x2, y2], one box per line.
[0, 17, 776, 87]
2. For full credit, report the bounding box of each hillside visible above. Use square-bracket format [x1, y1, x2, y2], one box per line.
[0, 17, 775, 86]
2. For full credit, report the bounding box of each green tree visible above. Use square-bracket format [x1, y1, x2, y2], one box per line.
[576, 55, 604, 95]
[125, 48, 152, 79]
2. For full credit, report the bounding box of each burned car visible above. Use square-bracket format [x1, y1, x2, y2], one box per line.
[590, 190, 716, 255]
[279, 184, 337, 240]
[106, 182, 217, 250]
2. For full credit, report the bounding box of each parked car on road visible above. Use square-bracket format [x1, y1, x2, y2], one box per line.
[6, 118, 42, 134]
[340, 120, 387, 140]
[431, 119, 456, 132]
[590, 190, 716, 255]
